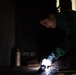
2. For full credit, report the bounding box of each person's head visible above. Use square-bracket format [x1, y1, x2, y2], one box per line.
[37, 8, 58, 28]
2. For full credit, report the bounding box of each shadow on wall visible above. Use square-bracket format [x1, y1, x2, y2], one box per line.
[0, 0, 15, 66]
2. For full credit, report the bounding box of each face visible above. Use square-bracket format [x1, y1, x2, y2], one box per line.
[40, 14, 56, 28]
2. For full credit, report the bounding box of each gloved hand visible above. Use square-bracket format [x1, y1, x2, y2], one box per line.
[38, 48, 65, 71]
[54, 48, 65, 59]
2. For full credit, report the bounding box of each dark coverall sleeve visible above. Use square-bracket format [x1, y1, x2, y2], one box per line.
[54, 11, 76, 58]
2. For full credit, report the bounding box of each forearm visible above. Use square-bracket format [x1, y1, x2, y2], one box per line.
[53, 37, 76, 59]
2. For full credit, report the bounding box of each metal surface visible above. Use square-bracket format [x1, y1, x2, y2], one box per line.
[0, 60, 76, 75]
[0, 66, 76, 75]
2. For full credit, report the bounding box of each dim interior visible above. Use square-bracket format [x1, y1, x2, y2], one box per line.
[0, 0, 76, 75]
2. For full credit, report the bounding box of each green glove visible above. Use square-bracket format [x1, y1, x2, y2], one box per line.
[54, 48, 65, 59]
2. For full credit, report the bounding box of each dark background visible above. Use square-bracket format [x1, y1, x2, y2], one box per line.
[0, 0, 72, 66]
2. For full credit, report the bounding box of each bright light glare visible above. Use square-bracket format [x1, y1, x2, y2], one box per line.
[45, 68, 59, 75]
[41, 59, 52, 67]
[40, 67, 59, 75]
[41, 52, 56, 68]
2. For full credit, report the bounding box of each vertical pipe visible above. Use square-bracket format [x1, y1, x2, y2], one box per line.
[72, 0, 76, 10]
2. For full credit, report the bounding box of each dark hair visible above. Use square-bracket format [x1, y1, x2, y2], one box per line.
[36, 7, 58, 22]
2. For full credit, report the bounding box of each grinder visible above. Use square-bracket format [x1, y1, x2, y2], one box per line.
[38, 53, 56, 72]
[38, 58, 52, 72]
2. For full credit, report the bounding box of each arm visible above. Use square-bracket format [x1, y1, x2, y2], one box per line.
[54, 11, 76, 59]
